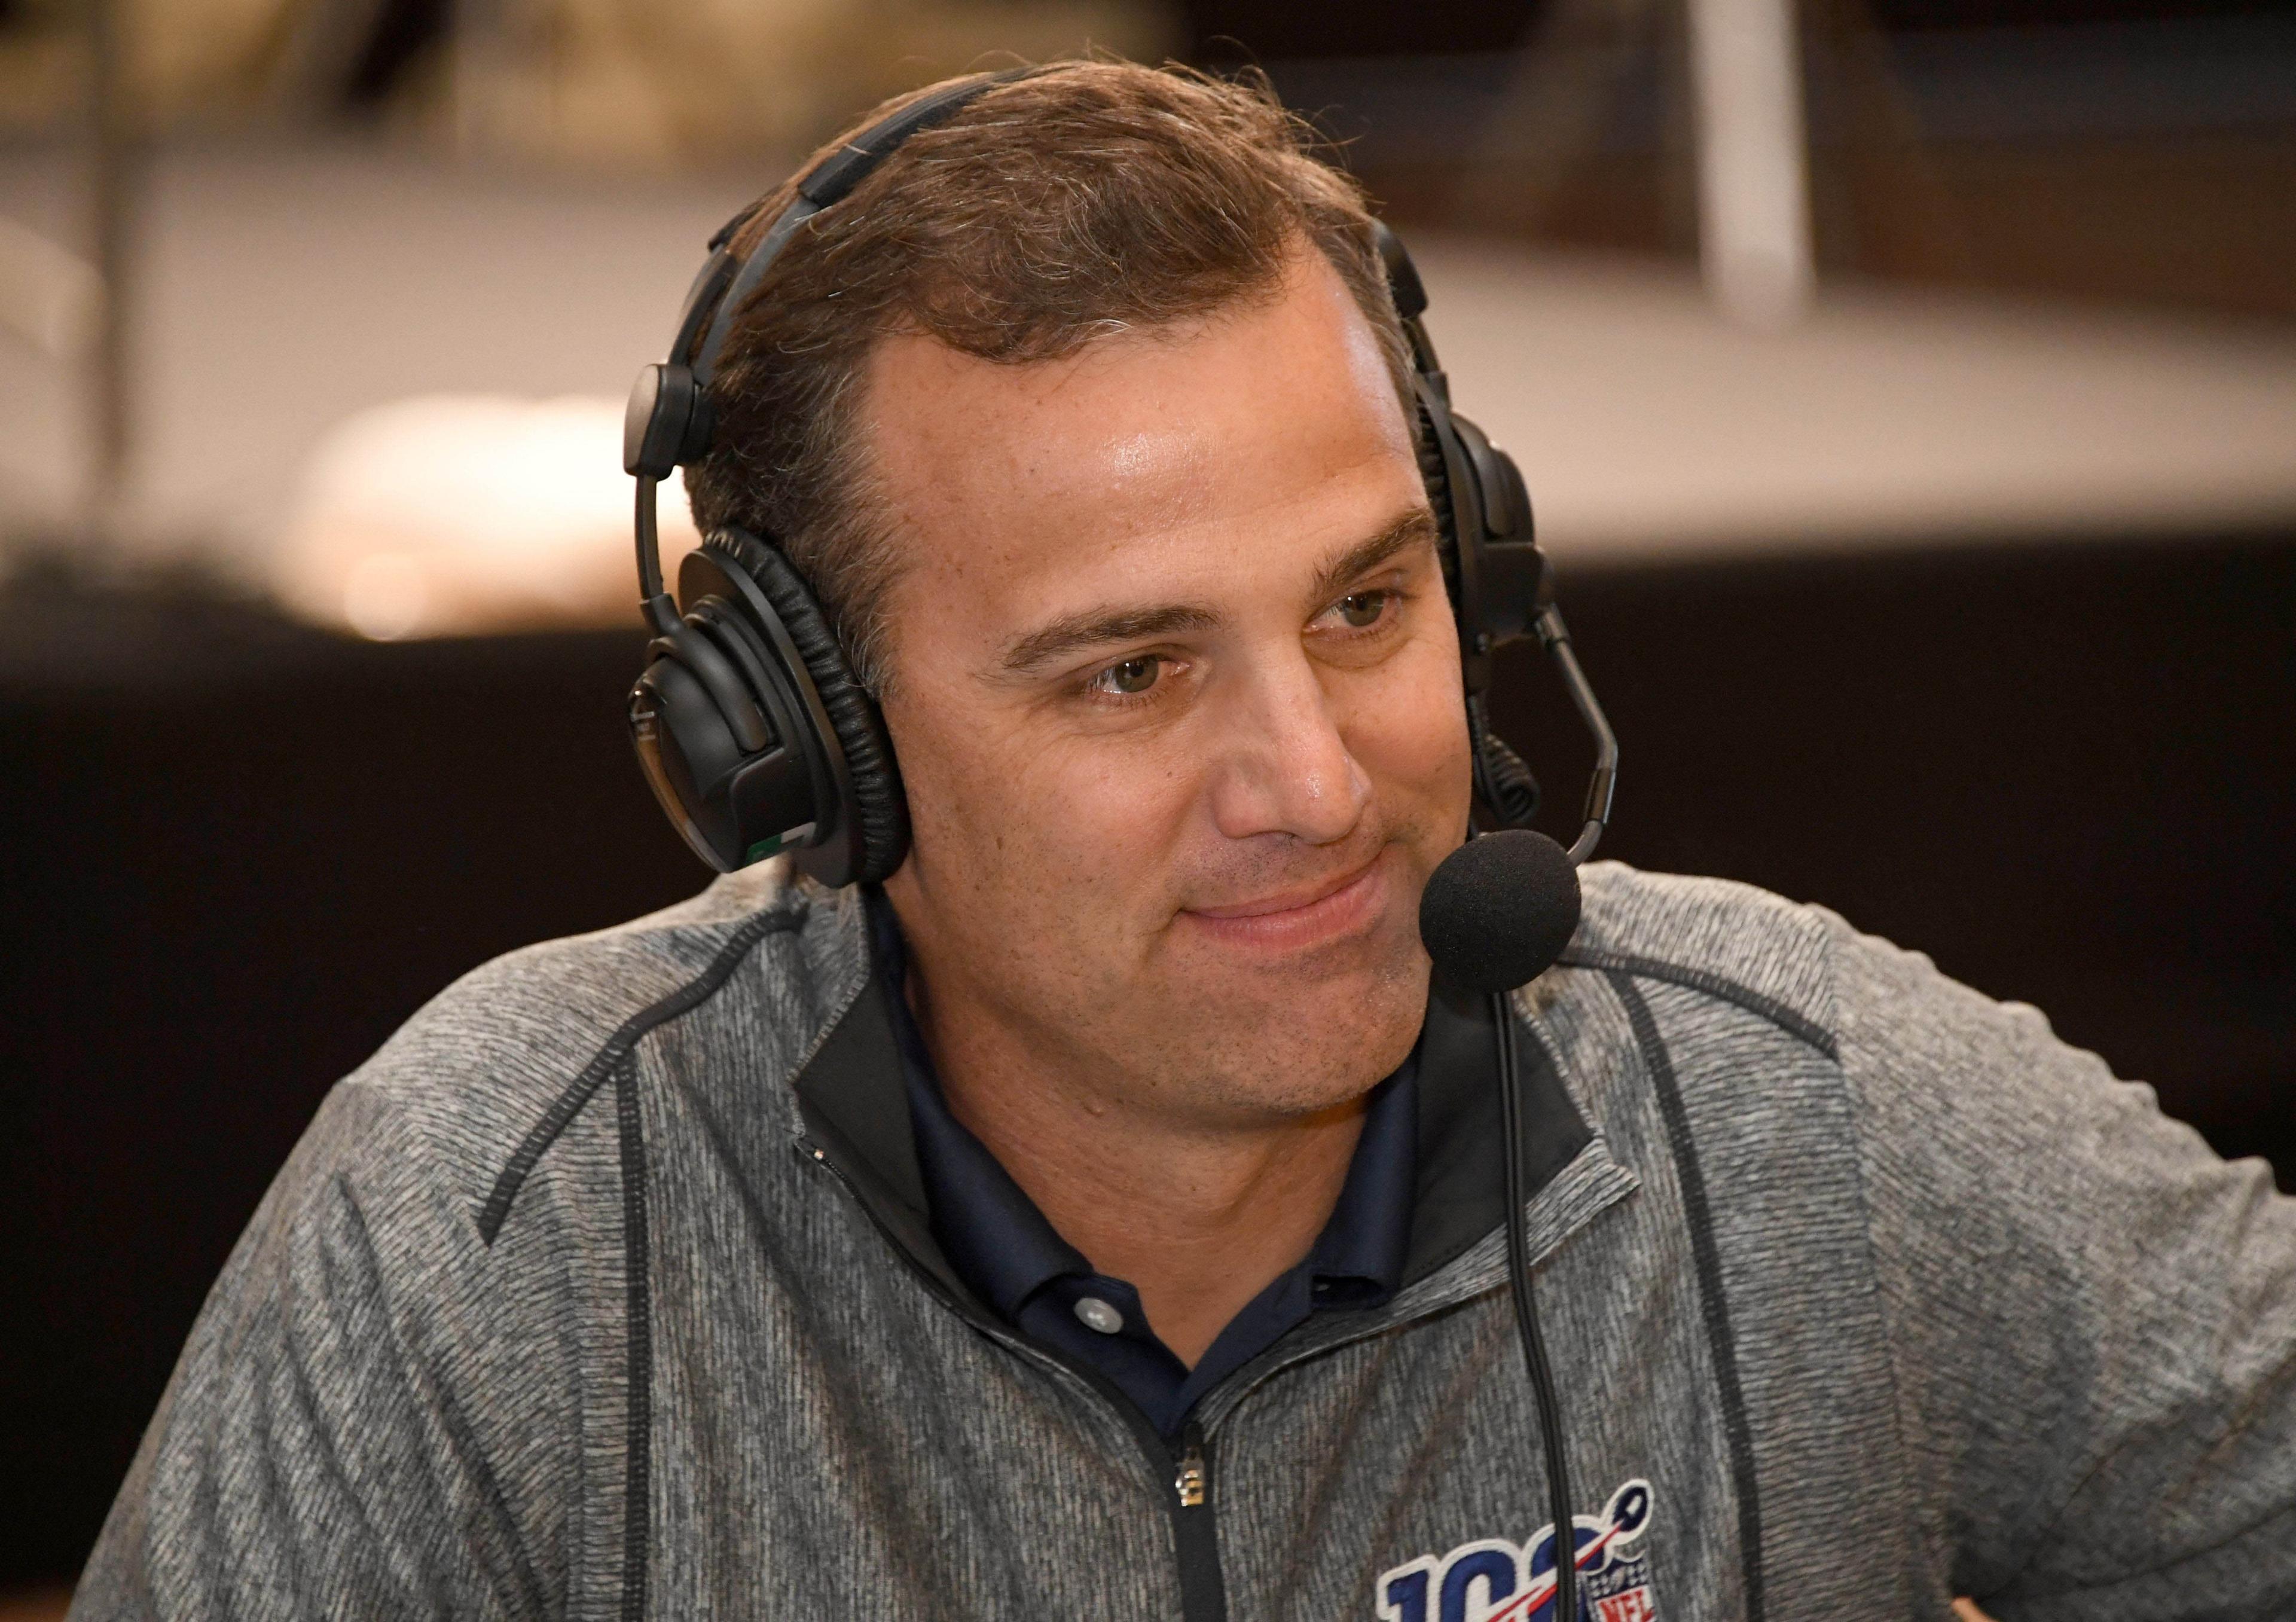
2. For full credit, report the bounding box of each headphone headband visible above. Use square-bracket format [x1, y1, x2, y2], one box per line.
[625, 69, 1031, 621]
[690, 70, 1030, 389]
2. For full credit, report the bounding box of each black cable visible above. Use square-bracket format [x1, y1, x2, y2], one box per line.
[1468, 692, 1543, 830]
[1494, 993, 1578, 1621]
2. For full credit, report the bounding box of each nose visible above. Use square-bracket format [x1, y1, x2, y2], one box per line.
[1202, 649, 1373, 846]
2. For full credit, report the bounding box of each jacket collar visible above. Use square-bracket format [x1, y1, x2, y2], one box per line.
[1405, 973, 1592, 1281]
[789, 964, 967, 1299]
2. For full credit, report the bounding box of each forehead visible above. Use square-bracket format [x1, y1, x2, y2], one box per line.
[858, 248, 1424, 668]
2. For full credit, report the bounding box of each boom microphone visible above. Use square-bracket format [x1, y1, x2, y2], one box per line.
[1418, 826, 1585, 1622]
[1418, 828, 1581, 994]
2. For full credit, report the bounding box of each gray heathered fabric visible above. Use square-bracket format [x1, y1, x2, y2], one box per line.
[71, 862, 2296, 1620]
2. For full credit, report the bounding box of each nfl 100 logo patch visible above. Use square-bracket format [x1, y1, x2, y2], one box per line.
[1375, 1478, 1655, 1622]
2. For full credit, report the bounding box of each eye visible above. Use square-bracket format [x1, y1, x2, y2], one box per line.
[1334, 590, 1390, 629]
[1093, 655, 1163, 696]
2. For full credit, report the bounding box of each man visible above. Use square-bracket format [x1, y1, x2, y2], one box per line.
[77, 61, 2296, 1621]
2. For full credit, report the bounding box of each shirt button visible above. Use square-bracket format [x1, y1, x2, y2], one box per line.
[1073, 1297, 1123, 1334]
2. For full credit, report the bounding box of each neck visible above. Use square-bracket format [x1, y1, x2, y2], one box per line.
[902, 956, 1367, 1369]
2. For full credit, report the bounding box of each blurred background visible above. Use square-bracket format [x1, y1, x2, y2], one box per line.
[2, 0, 2292, 1606]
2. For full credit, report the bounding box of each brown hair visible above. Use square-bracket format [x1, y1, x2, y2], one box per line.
[683, 60, 1416, 695]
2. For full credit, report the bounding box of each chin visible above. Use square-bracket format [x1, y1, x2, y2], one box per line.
[1170, 933, 1431, 1120]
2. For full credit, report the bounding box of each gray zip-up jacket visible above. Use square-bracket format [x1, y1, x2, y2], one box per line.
[73, 863, 2296, 1621]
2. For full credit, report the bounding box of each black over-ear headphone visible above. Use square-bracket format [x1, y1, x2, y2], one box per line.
[623, 69, 1618, 887]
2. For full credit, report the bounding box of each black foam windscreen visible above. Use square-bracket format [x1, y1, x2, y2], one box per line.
[1418, 829, 1582, 994]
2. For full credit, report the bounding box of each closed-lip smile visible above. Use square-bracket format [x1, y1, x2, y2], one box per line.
[1181, 850, 1391, 951]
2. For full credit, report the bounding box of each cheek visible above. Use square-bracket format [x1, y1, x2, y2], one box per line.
[1039, 744, 1204, 899]
[1344, 636, 1473, 812]
[889, 689, 1202, 905]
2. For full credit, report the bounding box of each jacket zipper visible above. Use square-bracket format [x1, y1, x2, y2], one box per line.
[798, 1138, 1231, 1622]
[1170, 1422, 1225, 1621]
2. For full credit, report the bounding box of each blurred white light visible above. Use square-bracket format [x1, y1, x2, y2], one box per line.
[341, 552, 428, 641]
[274, 393, 700, 638]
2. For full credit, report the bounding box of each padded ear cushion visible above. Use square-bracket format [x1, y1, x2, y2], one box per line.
[713, 529, 912, 883]
[1416, 400, 1462, 608]
[1420, 387, 1551, 834]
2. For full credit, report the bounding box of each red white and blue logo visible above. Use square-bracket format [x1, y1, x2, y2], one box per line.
[1375, 1477, 1656, 1622]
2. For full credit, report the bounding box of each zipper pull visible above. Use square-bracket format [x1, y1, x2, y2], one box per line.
[1173, 1429, 1209, 1509]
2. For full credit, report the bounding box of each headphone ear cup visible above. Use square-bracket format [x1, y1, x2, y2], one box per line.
[1424, 396, 1543, 829]
[712, 530, 911, 885]
[669, 615, 775, 753]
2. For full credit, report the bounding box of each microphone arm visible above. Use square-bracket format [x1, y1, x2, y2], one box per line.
[634, 474, 683, 640]
[1535, 605, 1618, 866]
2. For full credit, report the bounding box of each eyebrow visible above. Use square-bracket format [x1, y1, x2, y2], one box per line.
[1306, 506, 1440, 606]
[999, 603, 1222, 678]
[994, 503, 1440, 679]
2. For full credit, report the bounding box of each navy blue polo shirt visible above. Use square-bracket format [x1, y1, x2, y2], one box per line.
[867, 891, 1418, 1439]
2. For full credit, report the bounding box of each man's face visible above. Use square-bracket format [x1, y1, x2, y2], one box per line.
[870, 246, 1472, 1126]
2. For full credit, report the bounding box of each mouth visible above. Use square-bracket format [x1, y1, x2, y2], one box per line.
[1180, 849, 1393, 953]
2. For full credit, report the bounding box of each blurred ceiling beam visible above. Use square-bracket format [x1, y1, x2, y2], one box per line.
[0, 215, 100, 361]
[87, 0, 137, 540]
[1439, 0, 1827, 326]
[1687, 0, 1817, 326]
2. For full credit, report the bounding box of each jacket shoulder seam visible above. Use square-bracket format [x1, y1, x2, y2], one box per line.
[475, 908, 801, 1244]
[1556, 946, 1839, 1059]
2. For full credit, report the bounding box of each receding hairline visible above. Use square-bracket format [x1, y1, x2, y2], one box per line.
[846, 235, 1422, 692]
